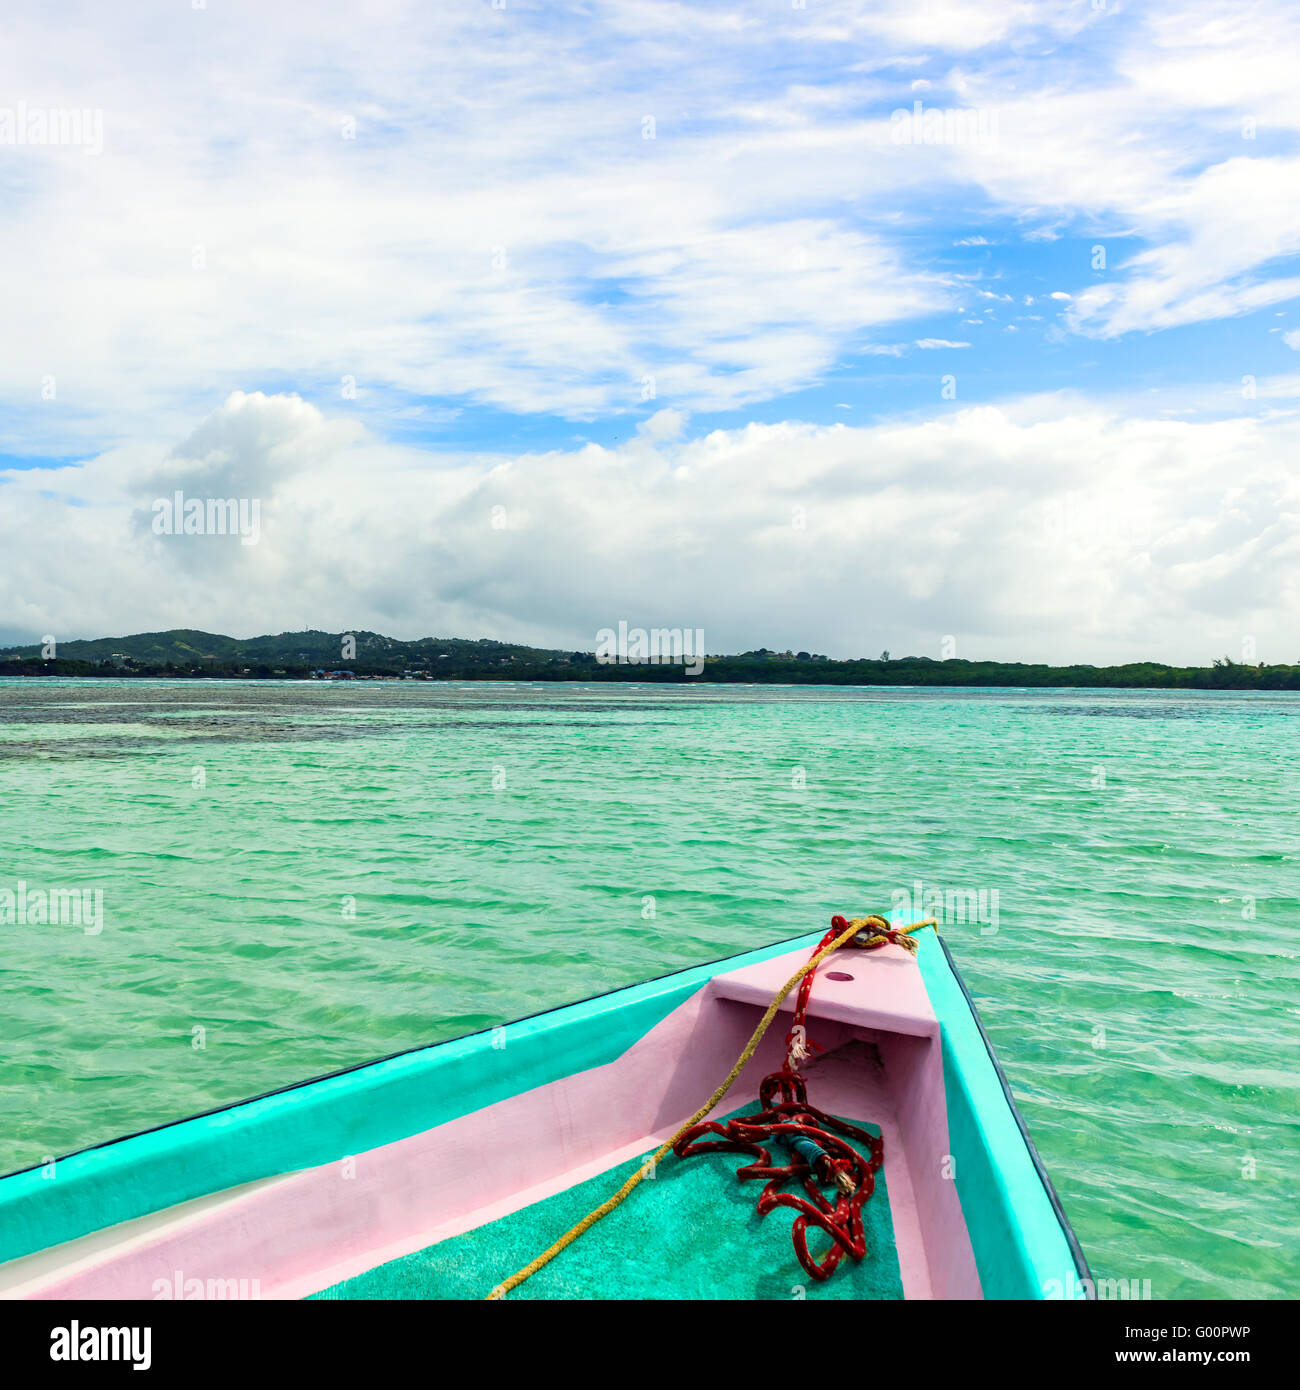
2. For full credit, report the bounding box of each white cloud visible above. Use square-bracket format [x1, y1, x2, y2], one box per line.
[3, 0, 1298, 665]
[637, 408, 689, 440]
[947, 3, 1300, 336]
[1063, 157, 1300, 337]
[1, 0, 1296, 455]
[1283, 330, 1300, 350]
[0, 1, 965, 450]
[4, 390, 1298, 666]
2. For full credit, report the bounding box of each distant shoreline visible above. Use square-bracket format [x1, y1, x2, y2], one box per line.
[3, 629, 1297, 690]
[3, 665, 1299, 691]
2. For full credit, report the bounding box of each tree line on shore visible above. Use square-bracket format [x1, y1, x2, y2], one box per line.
[2, 629, 1298, 689]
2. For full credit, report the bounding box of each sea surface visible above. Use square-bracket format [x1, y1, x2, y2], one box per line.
[1, 679, 1296, 1298]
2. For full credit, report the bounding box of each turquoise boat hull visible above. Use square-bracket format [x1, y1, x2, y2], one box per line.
[0, 926, 1090, 1300]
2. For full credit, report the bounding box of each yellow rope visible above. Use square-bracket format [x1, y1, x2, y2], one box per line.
[485, 914, 935, 1300]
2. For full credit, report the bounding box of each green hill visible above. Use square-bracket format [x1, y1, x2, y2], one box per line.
[1, 631, 1298, 689]
[0, 628, 574, 677]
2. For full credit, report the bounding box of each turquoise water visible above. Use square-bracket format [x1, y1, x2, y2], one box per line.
[1, 679, 1296, 1298]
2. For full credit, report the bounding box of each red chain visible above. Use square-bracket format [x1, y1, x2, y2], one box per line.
[673, 915, 908, 1281]
[672, 1068, 883, 1281]
[784, 913, 909, 1070]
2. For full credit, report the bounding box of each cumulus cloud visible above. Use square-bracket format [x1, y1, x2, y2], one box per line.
[637, 408, 689, 441]
[4, 391, 1298, 666]
[3, 1, 1298, 664]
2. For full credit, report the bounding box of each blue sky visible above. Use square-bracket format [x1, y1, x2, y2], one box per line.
[2, 0, 1299, 662]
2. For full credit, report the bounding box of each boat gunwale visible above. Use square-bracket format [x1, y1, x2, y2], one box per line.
[0, 929, 827, 1185]
[1, 923, 1093, 1304]
[933, 933, 1094, 1296]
